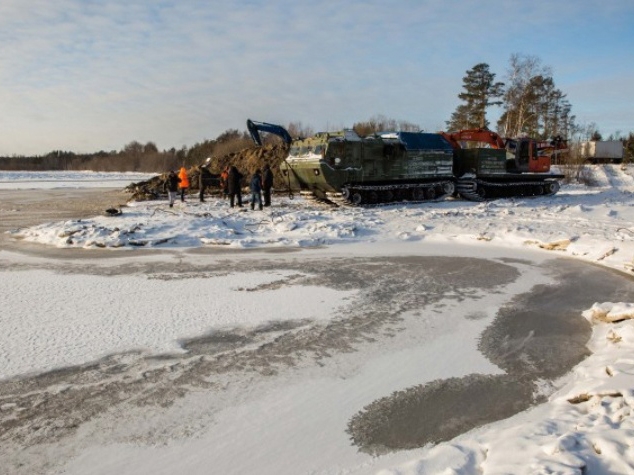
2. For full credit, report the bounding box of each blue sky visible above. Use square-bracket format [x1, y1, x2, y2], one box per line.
[1, 0, 632, 155]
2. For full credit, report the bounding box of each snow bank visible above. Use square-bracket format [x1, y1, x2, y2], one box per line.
[587, 302, 634, 323]
[8, 166, 634, 281]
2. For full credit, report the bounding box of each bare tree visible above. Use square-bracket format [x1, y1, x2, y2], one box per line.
[143, 142, 158, 154]
[497, 54, 576, 141]
[498, 54, 549, 136]
[286, 121, 314, 140]
[353, 115, 421, 136]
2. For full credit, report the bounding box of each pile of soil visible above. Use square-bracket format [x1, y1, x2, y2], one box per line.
[126, 143, 290, 201]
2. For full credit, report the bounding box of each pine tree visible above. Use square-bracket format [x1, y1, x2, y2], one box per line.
[446, 63, 504, 131]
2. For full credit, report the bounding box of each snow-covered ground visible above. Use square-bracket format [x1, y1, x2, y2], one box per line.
[9, 167, 634, 275]
[2, 166, 634, 474]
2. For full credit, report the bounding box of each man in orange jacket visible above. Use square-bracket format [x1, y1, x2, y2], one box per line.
[219, 166, 230, 199]
[178, 167, 190, 202]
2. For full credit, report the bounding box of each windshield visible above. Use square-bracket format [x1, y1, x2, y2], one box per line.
[290, 145, 324, 157]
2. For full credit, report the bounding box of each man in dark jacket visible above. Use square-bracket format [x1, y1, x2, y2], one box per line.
[262, 164, 273, 207]
[227, 166, 243, 208]
[163, 170, 181, 208]
[198, 166, 219, 203]
[250, 169, 263, 211]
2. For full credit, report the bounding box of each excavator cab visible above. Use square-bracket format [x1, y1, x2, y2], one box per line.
[509, 139, 551, 173]
[517, 140, 531, 169]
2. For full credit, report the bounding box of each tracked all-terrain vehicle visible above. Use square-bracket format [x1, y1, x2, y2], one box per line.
[248, 120, 455, 205]
[247, 119, 564, 204]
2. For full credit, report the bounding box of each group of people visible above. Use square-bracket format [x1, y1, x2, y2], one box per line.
[164, 164, 274, 210]
[220, 164, 273, 210]
[164, 167, 190, 208]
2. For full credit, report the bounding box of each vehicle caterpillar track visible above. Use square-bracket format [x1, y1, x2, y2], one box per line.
[297, 190, 340, 207]
[340, 180, 455, 206]
[456, 177, 561, 201]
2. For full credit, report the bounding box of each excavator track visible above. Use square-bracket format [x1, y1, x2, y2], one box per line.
[340, 180, 455, 207]
[299, 191, 340, 208]
[456, 178, 560, 202]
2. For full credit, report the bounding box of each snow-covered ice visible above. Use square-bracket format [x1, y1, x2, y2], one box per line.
[0, 170, 155, 189]
[2, 166, 634, 474]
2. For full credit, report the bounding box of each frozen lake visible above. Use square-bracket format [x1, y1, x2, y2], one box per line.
[2, 172, 634, 474]
[0, 170, 154, 189]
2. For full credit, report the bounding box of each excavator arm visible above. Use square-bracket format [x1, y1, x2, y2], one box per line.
[439, 129, 506, 149]
[247, 119, 293, 146]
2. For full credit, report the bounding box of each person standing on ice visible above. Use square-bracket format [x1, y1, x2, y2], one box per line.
[250, 169, 263, 211]
[227, 165, 244, 208]
[198, 165, 212, 203]
[262, 164, 273, 207]
[220, 166, 230, 199]
[178, 167, 190, 202]
[163, 170, 181, 208]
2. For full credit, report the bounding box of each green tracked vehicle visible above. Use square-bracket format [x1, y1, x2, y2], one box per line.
[247, 120, 455, 205]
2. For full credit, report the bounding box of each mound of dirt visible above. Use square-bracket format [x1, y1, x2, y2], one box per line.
[125, 143, 290, 201]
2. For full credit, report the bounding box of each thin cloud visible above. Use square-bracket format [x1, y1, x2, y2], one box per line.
[0, 0, 632, 154]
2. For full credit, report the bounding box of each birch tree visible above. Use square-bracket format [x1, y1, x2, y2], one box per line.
[498, 54, 547, 137]
[498, 54, 575, 140]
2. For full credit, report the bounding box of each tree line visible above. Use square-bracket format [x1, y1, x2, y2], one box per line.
[444, 53, 633, 162]
[2, 52, 632, 171]
[0, 129, 254, 173]
[446, 54, 576, 140]
[445, 55, 629, 149]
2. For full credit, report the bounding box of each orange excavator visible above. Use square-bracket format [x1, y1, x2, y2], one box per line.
[440, 128, 555, 173]
[439, 128, 564, 200]
[536, 136, 569, 164]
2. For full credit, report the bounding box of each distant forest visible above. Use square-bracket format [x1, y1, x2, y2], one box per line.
[2, 54, 633, 172]
[0, 118, 420, 173]
[0, 129, 255, 173]
[3, 117, 632, 173]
